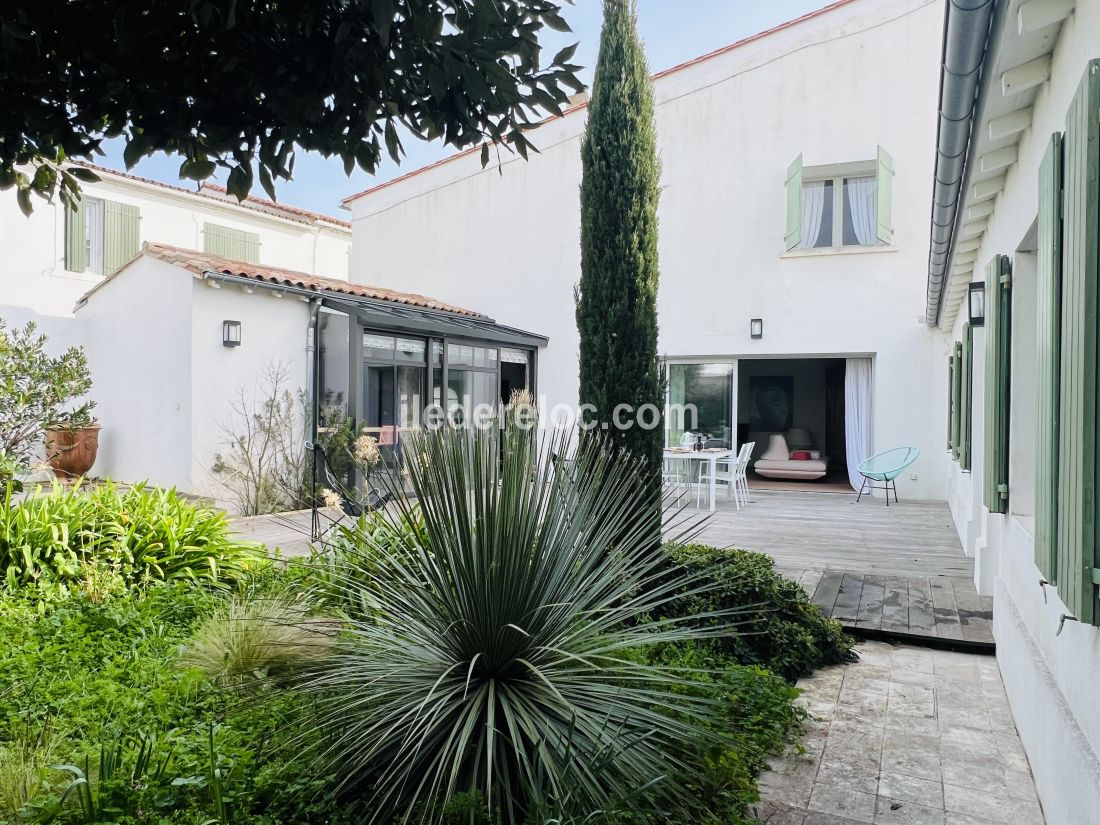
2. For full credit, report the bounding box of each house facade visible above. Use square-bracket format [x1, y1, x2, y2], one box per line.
[342, 0, 950, 499]
[929, 0, 1100, 817]
[0, 164, 352, 329]
[74, 243, 543, 503]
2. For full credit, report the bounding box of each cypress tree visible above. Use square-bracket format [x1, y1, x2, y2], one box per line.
[576, 0, 663, 487]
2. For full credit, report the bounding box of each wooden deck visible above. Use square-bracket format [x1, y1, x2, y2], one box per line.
[230, 489, 991, 646]
[681, 489, 991, 646]
[230, 509, 326, 557]
[687, 488, 973, 578]
[780, 568, 993, 647]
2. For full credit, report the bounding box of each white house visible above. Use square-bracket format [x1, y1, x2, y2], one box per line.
[342, 0, 950, 500]
[928, 0, 1100, 817]
[0, 163, 352, 331]
[75, 242, 545, 503]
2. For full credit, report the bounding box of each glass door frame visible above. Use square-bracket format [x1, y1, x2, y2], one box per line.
[662, 357, 738, 449]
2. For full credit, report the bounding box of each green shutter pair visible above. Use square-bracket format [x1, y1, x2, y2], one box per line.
[948, 345, 961, 458]
[64, 197, 140, 275]
[784, 147, 893, 250]
[946, 329, 974, 468]
[1038, 60, 1100, 625]
[983, 254, 1012, 515]
[203, 223, 261, 262]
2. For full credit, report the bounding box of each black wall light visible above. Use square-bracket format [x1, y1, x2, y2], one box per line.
[223, 320, 242, 347]
[750, 318, 763, 339]
[968, 282, 985, 327]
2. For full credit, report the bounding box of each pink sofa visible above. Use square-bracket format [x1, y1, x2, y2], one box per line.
[753, 434, 828, 480]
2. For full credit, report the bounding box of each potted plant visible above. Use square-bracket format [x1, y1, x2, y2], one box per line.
[1, 318, 96, 482]
[43, 402, 99, 480]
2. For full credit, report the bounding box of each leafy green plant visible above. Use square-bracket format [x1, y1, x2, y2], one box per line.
[0, 480, 264, 591]
[182, 595, 334, 688]
[0, 319, 94, 470]
[665, 544, 857, 681]
[289, 424, 751, 825]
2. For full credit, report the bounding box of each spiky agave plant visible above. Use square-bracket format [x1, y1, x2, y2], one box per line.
[293, 422, 743, 824]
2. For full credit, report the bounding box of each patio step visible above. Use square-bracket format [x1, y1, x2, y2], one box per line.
[779, 568, 995, 652]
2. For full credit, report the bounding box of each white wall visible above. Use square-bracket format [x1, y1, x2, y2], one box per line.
[77, 257, 195, 489]
[943, 2, 1100, 819]
[348, 0, 948, 498]
[0, 172, 350, 321]
[187, 281, 312, 504]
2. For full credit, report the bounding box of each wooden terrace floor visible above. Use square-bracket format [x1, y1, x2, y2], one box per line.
[230, 488, 992, 647]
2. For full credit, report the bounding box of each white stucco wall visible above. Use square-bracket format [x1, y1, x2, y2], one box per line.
[187, 281, 312, 504]
[942, 2, 1100, 819]
[0, 172, 350, 321]
[74, 258, 314, 508]
[347, 0, 949, 499]
[77, 257, 195, 489]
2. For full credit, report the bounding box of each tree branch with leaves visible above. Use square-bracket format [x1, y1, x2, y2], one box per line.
[1, 0, 583, 213]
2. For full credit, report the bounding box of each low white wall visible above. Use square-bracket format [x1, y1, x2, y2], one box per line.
[187, 281, 312, 506]
[78, 257, 194, 489]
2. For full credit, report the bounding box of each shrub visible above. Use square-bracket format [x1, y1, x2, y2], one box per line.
[290, 425, 749, 825]
[0, 481, 264, 591]
[665, 544, 857, 681]
[0, 319, 94, 472]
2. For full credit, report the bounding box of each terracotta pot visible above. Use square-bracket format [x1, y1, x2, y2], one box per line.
[44, 425, 101, 480]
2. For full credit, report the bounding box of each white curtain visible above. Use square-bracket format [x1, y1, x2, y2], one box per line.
[846, 176, 877, 245]
[844, 358, 873, 491]
[800, 180, 827, 248]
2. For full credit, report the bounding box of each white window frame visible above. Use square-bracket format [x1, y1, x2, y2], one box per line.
[801, 160, 877, 250]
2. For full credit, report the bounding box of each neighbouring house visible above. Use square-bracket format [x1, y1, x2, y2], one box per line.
[928, 0, 1100, 817]
[341, 0, 950, 499]
[74, 243, 544, 503]
[0, 163, 353, 341]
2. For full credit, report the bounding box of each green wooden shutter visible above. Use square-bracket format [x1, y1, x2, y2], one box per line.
[950, 343, 962, 459]
[946, 354, 955, 450]
[1055, 61, 1100, 624]
[203, 223, 261, 262]
[961, 323, 973, 471]
[1036, 132, 1064, 582]
[785, 154, 802, 251]
[876, 145, 893, 244]
[103, 201, 140, 275]
[983, 254, 1012, 514]
[64, 196, 87, 273]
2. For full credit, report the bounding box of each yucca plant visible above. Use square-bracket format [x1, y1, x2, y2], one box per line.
[292, 422, 747, 824]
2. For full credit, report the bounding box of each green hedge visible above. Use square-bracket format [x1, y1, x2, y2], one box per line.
[666, 543, 857, 681]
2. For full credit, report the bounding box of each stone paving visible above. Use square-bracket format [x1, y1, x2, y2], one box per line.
[751, 641, 1045, 825]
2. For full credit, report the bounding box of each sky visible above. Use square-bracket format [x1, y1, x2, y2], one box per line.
[96, 0, 828, 217]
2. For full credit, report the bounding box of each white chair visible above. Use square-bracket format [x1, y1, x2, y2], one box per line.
[733, 441, 755, 507]
[663, 457, 688, 506]
[697, 442, 754, 510]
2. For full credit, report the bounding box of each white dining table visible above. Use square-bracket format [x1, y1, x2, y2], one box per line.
[663, 448, 734, 512]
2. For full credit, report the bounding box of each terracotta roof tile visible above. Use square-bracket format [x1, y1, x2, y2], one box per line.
[71, 163, 350, 230]
[140, 242, 483, 317]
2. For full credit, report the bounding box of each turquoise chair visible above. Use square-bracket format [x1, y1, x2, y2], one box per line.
[856, 447, 920, 505]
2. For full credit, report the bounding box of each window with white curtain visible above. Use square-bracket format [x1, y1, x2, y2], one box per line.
[799, 174, 878, 249]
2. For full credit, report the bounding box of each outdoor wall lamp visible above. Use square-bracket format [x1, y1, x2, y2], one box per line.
[223, 320, 242, 347]
[968, 282, 985, 327]
[750, 318, 763, 339]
